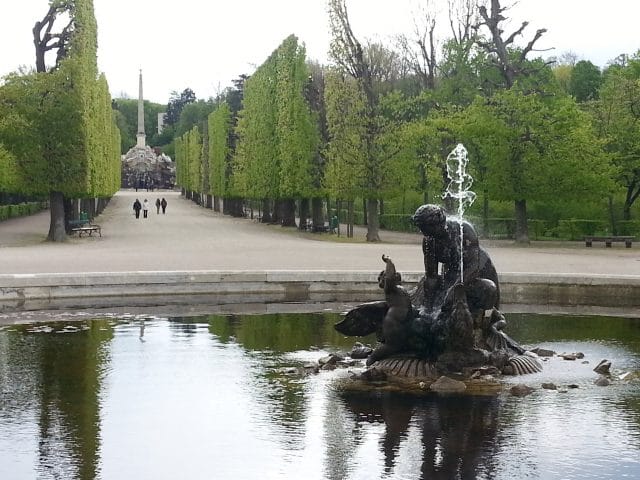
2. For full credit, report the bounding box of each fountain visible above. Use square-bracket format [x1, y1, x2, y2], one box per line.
[336, 144, 542, 389]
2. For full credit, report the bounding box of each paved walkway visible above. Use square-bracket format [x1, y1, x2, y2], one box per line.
[0, 190, 639, 277]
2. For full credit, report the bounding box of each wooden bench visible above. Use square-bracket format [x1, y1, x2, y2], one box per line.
[71, 225, 102, 237]
[584, 236, 633, 248]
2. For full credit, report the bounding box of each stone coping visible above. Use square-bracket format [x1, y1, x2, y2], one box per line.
[1, 270, 639, 314]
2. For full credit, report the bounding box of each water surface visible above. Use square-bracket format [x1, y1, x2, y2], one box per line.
[0, 312, 638, 479]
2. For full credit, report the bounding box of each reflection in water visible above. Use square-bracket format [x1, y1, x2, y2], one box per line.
[333, 392, 501, 479]
[0, 320, 113, 480]
[0, 313, 638, 479]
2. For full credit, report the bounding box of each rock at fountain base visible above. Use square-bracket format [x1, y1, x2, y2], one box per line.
[436, 349, 490, 373]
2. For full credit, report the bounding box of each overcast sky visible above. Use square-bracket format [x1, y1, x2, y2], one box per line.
[2, 0, 639, 104]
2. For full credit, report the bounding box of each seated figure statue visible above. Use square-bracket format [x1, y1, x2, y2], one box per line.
[336, 204, 542, 375]
[410, 204, 499, 317]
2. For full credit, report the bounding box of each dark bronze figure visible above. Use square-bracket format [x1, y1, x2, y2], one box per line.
[335, 204, 542, 380]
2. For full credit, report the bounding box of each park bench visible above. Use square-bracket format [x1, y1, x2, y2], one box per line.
[71, 224, 101, 237]
[68, 212, 91, 228]
[68, 211, 101, 237]
[584, 236, 633, 248]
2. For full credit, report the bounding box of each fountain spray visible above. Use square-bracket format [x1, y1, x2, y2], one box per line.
[443, 144, 476, 283]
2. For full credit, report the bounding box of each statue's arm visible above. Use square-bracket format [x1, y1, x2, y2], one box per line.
[461, 222, 481, 283]
[423, 237, 438, 277]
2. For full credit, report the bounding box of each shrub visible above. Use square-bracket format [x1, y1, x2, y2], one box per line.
[616, 220, 640, 237]
[380, 214, 415, 232]
[557, 219, 607, 240]
[0, 202, 43, 222]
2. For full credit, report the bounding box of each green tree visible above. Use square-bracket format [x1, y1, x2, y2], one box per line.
[323, 70, 368, 236]
[208, 102, 232, 210]
[275, 36, 319, 226]
[568, 60, 602, 102]
[592, 57, 640, 219]
[165, 88, 196, 126]
[328, 0, 383, 241]
[0, 0, 120, 241]
[232, 35, 319, 224]
[174, 99, 215, 138]
[112, 98, 167, 152]
[464, 89, 612, 241]
[0, 145, 19, 192]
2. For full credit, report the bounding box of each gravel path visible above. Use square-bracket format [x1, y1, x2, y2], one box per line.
[1, 189, 638, 277]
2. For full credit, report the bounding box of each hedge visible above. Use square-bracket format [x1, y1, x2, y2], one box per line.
[0, 202, 44, 221]
[616, 220, 640, 237]
[557, 219, 607, 240]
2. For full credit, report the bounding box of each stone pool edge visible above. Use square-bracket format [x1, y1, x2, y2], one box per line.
[1, 270, 639, 316]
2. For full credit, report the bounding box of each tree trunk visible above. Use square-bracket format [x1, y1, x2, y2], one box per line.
[483, 190, 489, 238]
[514, 199, 529, 243]
[48, 191, 66, 242]
[366, 198, 380, 242]
[261, 199, 272, 223]
[362, 198, 368, 226]
[299, 198, 309, 230]
[311, 197, 324, 229]
[280, 198, 296, 227]
[608, 196, 617, 234]
[347, 201, 354, 238]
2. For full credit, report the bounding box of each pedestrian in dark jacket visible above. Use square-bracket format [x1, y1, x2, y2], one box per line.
[160, 198, 167, 214]
[155, 198, 161, 214]
[133, 199, 142, 219]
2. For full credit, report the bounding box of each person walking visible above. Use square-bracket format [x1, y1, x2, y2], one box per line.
[155, 198, 161, 214]
[133, 199, 142, 219]
[142, 199, 149, 218]
[160, 197, 167, 214]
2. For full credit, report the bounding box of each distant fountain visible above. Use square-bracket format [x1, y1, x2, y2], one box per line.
[336, 144, 541, 388]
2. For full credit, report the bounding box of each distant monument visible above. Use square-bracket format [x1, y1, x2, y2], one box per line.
[121, 70, 175, 190]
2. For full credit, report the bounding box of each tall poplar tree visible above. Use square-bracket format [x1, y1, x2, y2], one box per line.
[327, 0, 382, 241]
[0, 0, 120, 241]
[232, 35, 319, 224]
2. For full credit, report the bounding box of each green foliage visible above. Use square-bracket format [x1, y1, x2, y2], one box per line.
[112, 97, 167, 151]
[174, 99, 215, 138]
[569, 60, 602, 102]
[0, 145, 19, 192]
[552, 64, 573, 94]
[379, 213, 414, 232]
[113, 109, 135, 153]
[233, 54, 278, 199]
[557, 219, 608, 240]
[165, 88, 196, 126]
[175, 126, 201, 192]
[591, 56, 640, 218]
[208, 103, 232, 197]
[0, 202, 44, 221]
[0, 0, 120, 199]
[232, 35, 320, 201]
[461, 89, 612, 204]
[323, 70, 368, 200]
[616, 220, 640, 236]
[275, 36, 319, 198]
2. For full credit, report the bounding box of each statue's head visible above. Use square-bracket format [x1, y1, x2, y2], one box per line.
[411, 204, 446, 236]
[378, 270, 401, 289]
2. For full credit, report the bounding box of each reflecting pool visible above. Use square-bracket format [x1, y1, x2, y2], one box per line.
[0, 312, 639, 479]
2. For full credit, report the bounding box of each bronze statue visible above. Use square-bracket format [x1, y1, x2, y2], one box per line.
[335, 204, 542, 380]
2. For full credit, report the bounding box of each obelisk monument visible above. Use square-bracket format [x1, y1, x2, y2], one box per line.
[136, 69, 146, 148]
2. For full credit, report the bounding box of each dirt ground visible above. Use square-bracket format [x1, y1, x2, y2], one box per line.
[1, 189, 638, 276]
